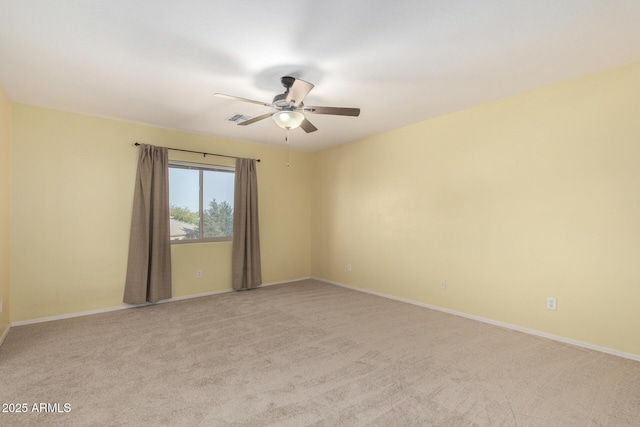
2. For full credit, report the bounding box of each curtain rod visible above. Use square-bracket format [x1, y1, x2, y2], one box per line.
[134, 142, 260, 162]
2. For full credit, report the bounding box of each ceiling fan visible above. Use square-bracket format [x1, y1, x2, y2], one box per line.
[214, 76, 360, 133]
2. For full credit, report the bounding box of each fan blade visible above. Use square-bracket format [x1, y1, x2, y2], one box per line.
[305, 106, 360, 117]
[285, 78, 314, 107]
[238, 113, 273, 126]
[214, 93, 271, 107]
[300, 118, 318, 133]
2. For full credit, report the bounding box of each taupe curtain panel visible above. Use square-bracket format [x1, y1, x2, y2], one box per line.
[123, 144, 172, 304]
[232, 158, 262, 290]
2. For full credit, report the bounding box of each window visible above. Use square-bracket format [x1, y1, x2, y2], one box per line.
[168, 161, 234, 242]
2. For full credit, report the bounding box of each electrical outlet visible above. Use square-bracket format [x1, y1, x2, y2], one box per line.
[547, 297, 557, 311]
[347, 264, 352, 272]
[196, 270, 202, 278]
[440, 280, 446, 290]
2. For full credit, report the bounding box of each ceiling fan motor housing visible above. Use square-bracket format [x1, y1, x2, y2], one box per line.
[281, 76, 296, 89]
[272, 93, 290, 108]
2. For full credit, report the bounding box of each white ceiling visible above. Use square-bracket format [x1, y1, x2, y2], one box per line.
[1, 1, 639, 152]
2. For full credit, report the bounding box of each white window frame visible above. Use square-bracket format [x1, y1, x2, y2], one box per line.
[169, 160, 235, 244]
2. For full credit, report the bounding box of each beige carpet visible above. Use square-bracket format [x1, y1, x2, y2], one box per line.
[1, 279, 639, 426]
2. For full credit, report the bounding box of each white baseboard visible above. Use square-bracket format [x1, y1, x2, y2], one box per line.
[10, 277, 311, 327]
[11, 305, 133, 327]
[261, 277, 311, 287]
[312, 277, 640, 362]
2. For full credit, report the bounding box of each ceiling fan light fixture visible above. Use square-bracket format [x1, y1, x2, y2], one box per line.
[272, 110, 304, 130]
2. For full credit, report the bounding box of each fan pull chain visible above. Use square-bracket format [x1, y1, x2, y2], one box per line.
[286, 129, 290, 167]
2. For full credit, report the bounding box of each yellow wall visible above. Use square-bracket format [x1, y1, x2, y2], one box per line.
[0, 85, 11, 338]
[312, 62, 640, 356]
[11, 105, 311, 321]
